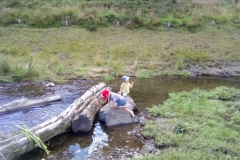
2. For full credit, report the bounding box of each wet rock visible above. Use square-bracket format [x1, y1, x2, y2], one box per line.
[126, 153, 133, 158]
[135, 134, 145, 141]
[140, 139, 157, 155]
[46, 82, 55, 87]
[61, 151, 68, 157]
[99, 96, 139, 127]
[99, 107, 139, 126]
[87, 140, 160, 160]
[61, 150, 74, 157]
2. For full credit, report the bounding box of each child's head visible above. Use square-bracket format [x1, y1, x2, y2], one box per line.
[122, 76, 130, 82]
[101, 89, 110, 100]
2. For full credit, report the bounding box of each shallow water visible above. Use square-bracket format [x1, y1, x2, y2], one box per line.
[1, 77, 240, 160]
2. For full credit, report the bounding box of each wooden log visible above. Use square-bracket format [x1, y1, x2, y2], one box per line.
[71, 87, 106, 133]
[0, 95, 61, 115]
[0, 82, 106, 160]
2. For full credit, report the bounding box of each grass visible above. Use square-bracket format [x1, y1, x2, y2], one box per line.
[0, 26, 239, 82]
[139, 86, 240, 159]
[0, 0, 239, 30]
[0, 0, 239, 82]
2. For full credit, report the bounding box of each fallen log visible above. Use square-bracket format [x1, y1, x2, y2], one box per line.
[71, 87, 108, 134]
[0, 95, 61, 115]
[0, 82, 106, 160]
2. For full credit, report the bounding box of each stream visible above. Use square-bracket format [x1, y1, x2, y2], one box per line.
[0, 76, 240, 160]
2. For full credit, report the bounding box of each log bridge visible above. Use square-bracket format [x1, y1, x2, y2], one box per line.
[0, 82, 107, 160]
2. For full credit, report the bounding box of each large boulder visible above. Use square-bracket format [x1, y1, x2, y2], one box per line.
[99, 96, 139, 126]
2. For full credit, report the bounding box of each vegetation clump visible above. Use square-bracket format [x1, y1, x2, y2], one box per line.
[0, 0, 239, 29]
[140, 86, 240, 159]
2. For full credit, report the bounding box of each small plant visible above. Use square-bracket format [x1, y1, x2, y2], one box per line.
[102, 74, 115, 80]
[136, 73, 150, 79]
[11, 65, 24, 81]
[5, 0, 22, 7]
[56, 65, 65, 75]
[74, 68, 88, 78]
[173, 123, 187, 134]
[0, 59, 11, 75]
[27, 56, 34, 76]
[1, 47, 18, 55]
[176, 57, 184, 70]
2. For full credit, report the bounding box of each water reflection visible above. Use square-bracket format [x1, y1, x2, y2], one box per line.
[68, 122, 108, 160]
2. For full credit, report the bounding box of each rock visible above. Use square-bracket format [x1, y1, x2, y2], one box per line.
[140, 139, 157, 155]
[135, 134, 145, 141]
[99, 96, 139, 126]
[126, 153, 133, 158]
[124, 96, 137, 111]
[99, 107, 139, 127]
[46, 82, 55, 87]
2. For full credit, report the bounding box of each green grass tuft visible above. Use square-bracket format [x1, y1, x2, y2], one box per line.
[142, 86, 240, 159]
[102, 74, 115, 81]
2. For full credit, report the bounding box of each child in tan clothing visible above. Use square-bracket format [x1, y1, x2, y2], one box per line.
[118, 76, 134, 96]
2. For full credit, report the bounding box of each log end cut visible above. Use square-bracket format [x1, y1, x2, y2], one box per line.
[72, 114, 92, 134]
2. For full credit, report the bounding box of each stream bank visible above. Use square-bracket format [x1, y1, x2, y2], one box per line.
[183, 61, 240, 77]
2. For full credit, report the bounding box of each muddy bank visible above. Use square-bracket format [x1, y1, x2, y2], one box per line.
[184, 62, 240, 77]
